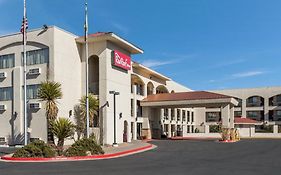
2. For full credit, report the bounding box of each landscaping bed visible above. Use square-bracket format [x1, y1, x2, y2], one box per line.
[10, 136, 104, 160]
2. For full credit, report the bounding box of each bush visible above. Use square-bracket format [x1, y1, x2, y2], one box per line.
[255, 125, 274, 133]
[209, 125, 222, 133]
[12, 140, 56, 158]
[64, 135, 104, 157]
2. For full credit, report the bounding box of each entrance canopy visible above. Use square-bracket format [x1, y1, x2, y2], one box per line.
[140, 91, 238, 108]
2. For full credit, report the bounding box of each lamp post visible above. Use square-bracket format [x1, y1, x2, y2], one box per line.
[109, 91, 120, 147]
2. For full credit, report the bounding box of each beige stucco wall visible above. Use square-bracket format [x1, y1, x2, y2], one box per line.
[0, 27, 85, 144]
[0, 27, 55, 143]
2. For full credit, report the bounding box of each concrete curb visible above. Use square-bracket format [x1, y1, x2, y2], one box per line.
[169, 137, 220, 140]
[1, 144, 155, 162]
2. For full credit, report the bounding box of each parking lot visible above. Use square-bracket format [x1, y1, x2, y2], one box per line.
[1, 139, 281, 175]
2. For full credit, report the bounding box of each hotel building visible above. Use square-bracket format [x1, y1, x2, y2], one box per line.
[0, 26, 280, 145]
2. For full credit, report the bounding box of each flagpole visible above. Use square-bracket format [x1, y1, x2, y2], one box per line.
[23, 0, 28, 145]
[85, 1, 90, 138]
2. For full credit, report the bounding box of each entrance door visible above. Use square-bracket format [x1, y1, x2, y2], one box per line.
[123, 121, 128, 142]
[137, 123, 142, 140]
[131, 122, 134, 140]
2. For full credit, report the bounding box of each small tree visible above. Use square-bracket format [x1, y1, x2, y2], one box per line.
[51, 118, 74, 149]
[73, 104, 85, 140]
[80, 93, 99, 127]
[38, 81, 62, 144]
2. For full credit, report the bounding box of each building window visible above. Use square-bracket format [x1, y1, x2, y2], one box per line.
[182, 110, 186, 121]
[191, 112, 194, 122]
[130, 99, 133, 117]
[277, 96, 281, 104]
[23, 48, 49, 65]
[187, 125, 190, 133]
[246, 96, 264, 107]
[246, 111, 264, 121]
[269, 95, 281, 106]
[206, 112, 221, 122]
[164, 108, 169, 120]
[26, 84, 40, 99]
[191, 125, 194, 133]
[187, 111, 190, 122]
[164, 124, 168, 133]
[137, 100, 142, 117]
[234, 111, 242, 117]
[164, 108, 168, 116]
[269, 110, 281, 121]
[177, 109, 181, 121]
[171, 108, 175, 120]
[0, 87, 13, 101]
[0, 54, 15, 69]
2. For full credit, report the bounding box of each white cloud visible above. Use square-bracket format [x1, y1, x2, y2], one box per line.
[232, 71, 265, 78]
[111, 22, 129, 34]
[208, 80, 216, 83]
[212, 59, 246, 69]
[208, 70, 266, 84]
[139, 53, 195, 68]
[140, 60, 176, 68]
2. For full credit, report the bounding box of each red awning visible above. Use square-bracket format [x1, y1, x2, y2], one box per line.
[142, 91, 233, 102]
[234, 117, 258, 124]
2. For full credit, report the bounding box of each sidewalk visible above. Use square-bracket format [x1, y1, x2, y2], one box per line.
[102, 140, 151, 154]
[1, 140, 155, 162]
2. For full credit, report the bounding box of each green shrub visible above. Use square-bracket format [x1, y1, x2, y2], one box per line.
[209, 125, 222, 133]
[255, 125, 274, 133]
[12, 140, 56, 158]
[64, 136, 104, 157]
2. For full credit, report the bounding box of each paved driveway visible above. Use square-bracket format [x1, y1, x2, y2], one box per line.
[0, 139, 281, 175]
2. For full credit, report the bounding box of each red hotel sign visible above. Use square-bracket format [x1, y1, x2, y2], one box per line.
[113, 50, 131, 70]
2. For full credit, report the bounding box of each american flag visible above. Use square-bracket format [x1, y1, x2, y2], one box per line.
[20, 18, 28, 34]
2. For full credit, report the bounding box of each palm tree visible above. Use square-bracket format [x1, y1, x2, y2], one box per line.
[73, 104, 85, 140]
[80, 93, 99, 128]
[38, 81, 62, 144]
[51, 118, 74, 149]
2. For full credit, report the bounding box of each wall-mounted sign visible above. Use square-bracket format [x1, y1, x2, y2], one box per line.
[113, 50, 131, 70]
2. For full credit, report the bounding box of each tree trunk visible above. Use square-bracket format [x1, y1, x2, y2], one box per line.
[57, 139, 64, 156]
[47, 119, 55, 145]
[58, 139, 64, 148]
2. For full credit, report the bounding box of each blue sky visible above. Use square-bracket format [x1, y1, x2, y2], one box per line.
[1, 0, 280, 90]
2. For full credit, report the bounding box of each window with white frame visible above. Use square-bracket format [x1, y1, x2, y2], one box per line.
[0, 54, 15, 69]
[0, 87, 13, 101]
[25, 84, 40, 99]
[23, 48, 49, 65]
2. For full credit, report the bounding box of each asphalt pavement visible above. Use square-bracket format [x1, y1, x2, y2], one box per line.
[1, 139, 281, 175]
